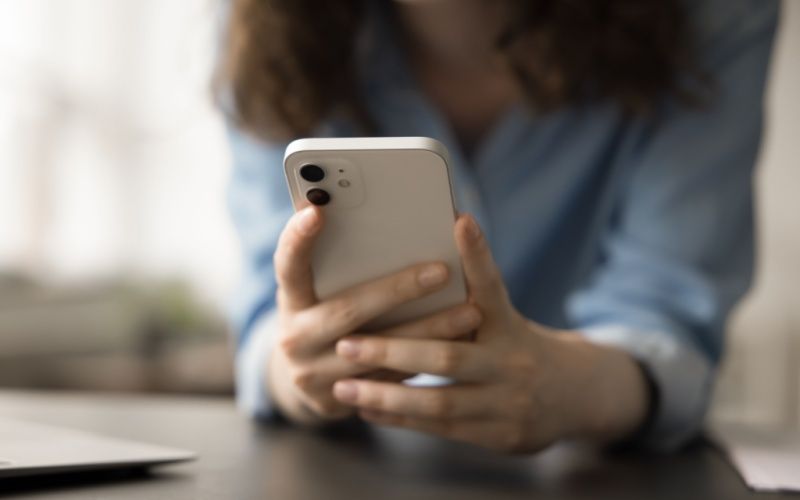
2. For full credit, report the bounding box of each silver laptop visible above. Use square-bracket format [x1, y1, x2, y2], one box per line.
[0, 417, 195, 478]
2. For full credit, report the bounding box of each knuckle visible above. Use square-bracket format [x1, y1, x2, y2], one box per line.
[396, 316, 441, 340]
[360, 386, 384, 410]
[364, 340, 388, 365]
[505, 352, 536, 379]
[482, 272, 504, 293]
[427, 392, 454, 418]
[291, 369, 315, 392]
[445, 307, 479, 336]
[433, 345, 463, 374]
[329, 299, 361, 328]
[278, 334, 303, 359]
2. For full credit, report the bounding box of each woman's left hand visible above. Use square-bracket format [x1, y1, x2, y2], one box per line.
[332, 214, 649, 453]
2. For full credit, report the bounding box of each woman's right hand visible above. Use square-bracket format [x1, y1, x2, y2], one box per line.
[267, 205, 482, 425]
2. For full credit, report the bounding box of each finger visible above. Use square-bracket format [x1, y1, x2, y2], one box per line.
[453, 214, 508, 313]
[336, 337, 496, 381]
[376, 303, 481, 341]
[288, 352, 367, 393]
[358, 411, 524, 452]
[332, 380, 493, 419]
[288, 353, 366, 420]
[274, 206, 322, 311]
[294, 391, 355, 421]
[290, 356, 414, 392]
[274, 206, 323, 311]
[291, 261, 450, 351]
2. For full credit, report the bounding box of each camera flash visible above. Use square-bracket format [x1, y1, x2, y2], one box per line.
[338, 179, 351, 188]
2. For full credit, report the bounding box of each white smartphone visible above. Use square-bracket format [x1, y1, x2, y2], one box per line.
[283, 137, 467, 331]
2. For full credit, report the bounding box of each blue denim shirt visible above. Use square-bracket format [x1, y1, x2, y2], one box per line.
[226, 0, 778, 450]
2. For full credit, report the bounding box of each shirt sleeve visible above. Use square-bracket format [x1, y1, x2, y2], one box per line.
[566, 0, 778, 450]
[226, 125, 292, 418]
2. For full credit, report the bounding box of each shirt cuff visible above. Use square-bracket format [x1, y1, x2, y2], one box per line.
[578, 325, 714, 451]
[235, 309, 281, 420]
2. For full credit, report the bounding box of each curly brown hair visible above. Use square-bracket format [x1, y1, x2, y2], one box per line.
[215, 0, 700, 141]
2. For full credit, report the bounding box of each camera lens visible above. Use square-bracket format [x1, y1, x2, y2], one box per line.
[306, 188, 330, 206]
[300, 164, 325, 182]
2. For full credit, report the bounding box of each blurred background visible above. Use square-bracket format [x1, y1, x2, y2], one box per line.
[0, 0, 797, 428]
[0, 0, 235, 395]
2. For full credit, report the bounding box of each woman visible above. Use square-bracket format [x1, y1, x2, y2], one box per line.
[217, 0, 777, 452]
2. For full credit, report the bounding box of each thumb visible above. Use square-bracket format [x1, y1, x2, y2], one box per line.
[274, 205, 324, 311]
[454, 214, 510, 316]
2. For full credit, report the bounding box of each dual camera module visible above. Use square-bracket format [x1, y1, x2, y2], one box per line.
[298, 161, 362, 209]
[300, 164, 330, 206]
[300, 163, 355, 206]
[301, 163, 353, 206]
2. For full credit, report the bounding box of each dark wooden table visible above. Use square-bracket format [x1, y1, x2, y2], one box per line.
[0, 390, 785, 499]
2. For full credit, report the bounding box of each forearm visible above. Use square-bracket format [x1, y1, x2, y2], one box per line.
[549, 331, 650, 444]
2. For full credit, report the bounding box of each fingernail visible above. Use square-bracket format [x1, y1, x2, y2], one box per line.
[337, 338, 361, 359]
[417, 264, 447, 288]
[296, 207, 319, 235]
[453, 307, 481, 330]
[334, 381, 358, 403]
[465, 216, 482, 241]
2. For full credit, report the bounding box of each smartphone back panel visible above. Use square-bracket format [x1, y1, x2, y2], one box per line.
[284, 137, 467, 330]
